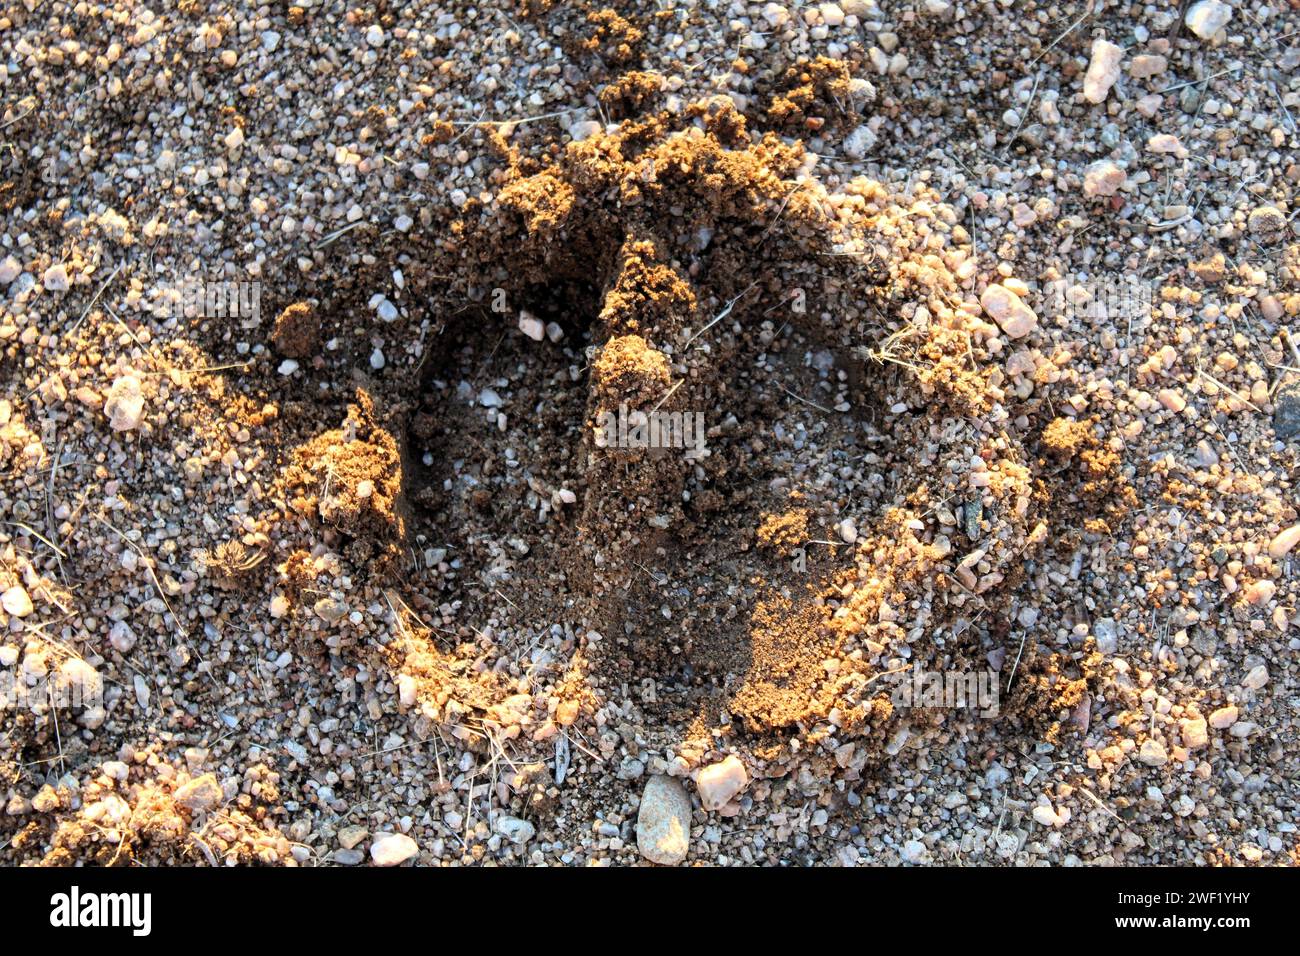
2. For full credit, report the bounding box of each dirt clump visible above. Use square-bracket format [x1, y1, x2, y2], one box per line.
[599, 71, 664, 119]
[277, 389, 407, 569]
[270, 302, 320, 360]
[766, 55, 871, 132]
[582, 8, 645, 67]
[756, 508, 811, 554]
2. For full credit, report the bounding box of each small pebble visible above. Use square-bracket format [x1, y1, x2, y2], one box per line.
[494, 815, 536, 845]
[1, 586, 34, 618]
[1128, 54, 1167, 79]
[1242, 665, 1269, 691]
[104, 375, 145, 431]
[173, 774, 223, 812]
[696, 755, 749, 811]
[518, 310, 545, 341]
[1082, 160, 1126, 199]
[108, 620, 136, 653]
[339, 825, 369, 850]
[1268, 525, 1300, 559]
[1247, 206, 1286, 237]
[1082, 39, 1123, 104]
[1158, 388, 1186, 413]
[980, 283, 1038, 339]
[900, 840, 929, 864]
[1138, 739, 1168, 766]
[1182, 718, 1209, 750]
[568, 120, 601, 142]
[369, 832, 419, 866]
[1185, 0, 1232, 40]
[844, 124, 877, 159]
[1209, 705, 1238, 730]
[42, 262, 70, 292]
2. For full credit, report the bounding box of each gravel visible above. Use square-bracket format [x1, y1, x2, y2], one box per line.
[0, 0, 1295, 871]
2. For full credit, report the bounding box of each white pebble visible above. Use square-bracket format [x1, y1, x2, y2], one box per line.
[43, 263, 70, 292]
[2, 586, 34, 618]
[104, 375, 145, 431]
[108, 621, 136, 653]
[397, 673, 417, 707]
[1157, 388, 1186, 413]
[1248, 206, 1287, 237]
[518, 310, 545, 341]
[1245, 579, 1276, 605]
[1242, 665, 1269, 690]
[1146, 134, 1187, 157]
[1185, 0, 1232, 40]
[844, 124, 877, 159]
[1208, 705, 1238, 729]
[900, 840, 929, 864]
[494, 816, 536, 845]
[1138, 739, 1167, 766]
[1082, 160, 1126, 198]
[1032, 804, 1062, 827]
[1182, 718, 1209, 750]
[761, 3, 790, 27]
[696, 755, 749, 811]
[636, 775, 693, 865]
[1129, 54, 1167, 79]
[568, 121, 601, 142]
[1268, 525, 1300, 559]
[980, 283, 1038, 339]
[369, 832, 418, 866]
[1082, 39, 1123, 104]
[134, 673, 151, 711]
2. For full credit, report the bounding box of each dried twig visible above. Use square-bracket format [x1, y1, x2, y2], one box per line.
[682, 282, 759, 350]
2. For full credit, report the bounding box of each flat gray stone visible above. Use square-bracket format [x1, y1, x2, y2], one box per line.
[1274, 381, 1300, 439]
[636, 775, 692, 865]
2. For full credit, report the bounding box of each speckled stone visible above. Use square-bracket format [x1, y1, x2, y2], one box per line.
[636, 775, 692, 865]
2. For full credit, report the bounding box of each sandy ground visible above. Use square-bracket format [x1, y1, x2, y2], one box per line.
[0, 0, 1297, 866]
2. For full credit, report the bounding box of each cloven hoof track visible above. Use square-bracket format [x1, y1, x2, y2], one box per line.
[290, 94, 1092, 776]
